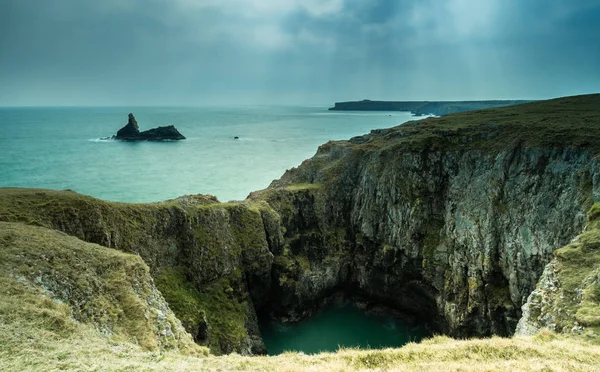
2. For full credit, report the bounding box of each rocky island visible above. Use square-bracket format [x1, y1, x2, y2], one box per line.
[1, 94, 600, 370]
[113, 113, 186, 141]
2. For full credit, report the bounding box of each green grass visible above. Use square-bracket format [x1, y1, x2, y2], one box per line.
[284, 183, 322, 192]
[155, 268, 249, 355]
[340, 94, 600, 154]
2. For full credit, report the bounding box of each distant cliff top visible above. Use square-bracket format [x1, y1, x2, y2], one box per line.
[308, 94, 600, 160]
[329, 99, 533, 116]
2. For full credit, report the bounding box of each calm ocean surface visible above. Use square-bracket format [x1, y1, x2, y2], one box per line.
[0, 106, 414, 202]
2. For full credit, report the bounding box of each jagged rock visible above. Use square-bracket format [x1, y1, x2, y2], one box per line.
[116, 113, 140, 138]
[114, 113, 185, 141]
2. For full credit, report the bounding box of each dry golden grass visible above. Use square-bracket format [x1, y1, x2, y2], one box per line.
[2, 320, 600, 372]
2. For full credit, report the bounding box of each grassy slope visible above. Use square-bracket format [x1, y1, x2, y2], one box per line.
[0, 188, 271, 355]
[345, 94, 600, 153]
[276, 94, 600, 191]
[0, 222, 203, 353]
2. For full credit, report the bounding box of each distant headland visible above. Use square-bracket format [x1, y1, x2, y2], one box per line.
[112, 113, 186, 141]
[329, 99, 533, 116]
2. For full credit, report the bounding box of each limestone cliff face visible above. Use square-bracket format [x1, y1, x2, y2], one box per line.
[516, 203, 600, 341]
[260, 142, 596, 336]
[253, 95, 600, 337]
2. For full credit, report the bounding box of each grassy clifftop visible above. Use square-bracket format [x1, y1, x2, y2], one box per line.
[325, 94, 600, 154]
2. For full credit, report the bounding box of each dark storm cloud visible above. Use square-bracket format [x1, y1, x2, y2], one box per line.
[0, 0, 599, 106]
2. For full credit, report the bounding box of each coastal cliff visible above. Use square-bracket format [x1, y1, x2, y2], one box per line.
[1, 94, 600, 357]
[0, 189, 273, 355]
[329, 99, 532, 116]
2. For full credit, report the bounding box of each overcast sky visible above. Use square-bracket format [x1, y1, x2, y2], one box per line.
[1, 0, 599, 106]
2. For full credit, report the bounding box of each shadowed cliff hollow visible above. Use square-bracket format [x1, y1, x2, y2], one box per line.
[1, 94, 600, 357]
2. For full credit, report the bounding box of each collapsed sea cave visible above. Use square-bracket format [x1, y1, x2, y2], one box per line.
[250, 240, 514, 355]
[256, 291, 433, 355]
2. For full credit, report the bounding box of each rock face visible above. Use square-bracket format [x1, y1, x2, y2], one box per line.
[258, 147, 594, 337]
[114, 113, 186, 141]
[116, 113, 140, 138]
[2, 94, 600, 354]
[0, 189, 272, 355]
[516, 204, 600, 340]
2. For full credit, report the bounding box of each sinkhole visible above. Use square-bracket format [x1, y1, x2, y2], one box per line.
[258, 301, 431, 355]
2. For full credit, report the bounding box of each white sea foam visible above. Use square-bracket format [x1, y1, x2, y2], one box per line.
[88, 137, 115, 142]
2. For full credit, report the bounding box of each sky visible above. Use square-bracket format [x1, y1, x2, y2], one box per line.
[1, 0, 599, 106]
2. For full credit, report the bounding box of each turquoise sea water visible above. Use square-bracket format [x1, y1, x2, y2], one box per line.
[0, 106, 414, 202]
[260, 304, 429, 355]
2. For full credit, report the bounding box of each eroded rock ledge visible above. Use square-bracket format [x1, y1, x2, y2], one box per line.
[2, 94, 600, 354]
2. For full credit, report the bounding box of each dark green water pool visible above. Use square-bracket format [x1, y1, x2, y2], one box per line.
[259, 304, 429, 355]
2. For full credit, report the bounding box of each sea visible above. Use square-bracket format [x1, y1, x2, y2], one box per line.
[0, 106, 415, 202]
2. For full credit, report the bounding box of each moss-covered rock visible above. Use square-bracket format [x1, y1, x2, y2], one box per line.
[517, 203, 600, 342]
[0, 221, 201, 353]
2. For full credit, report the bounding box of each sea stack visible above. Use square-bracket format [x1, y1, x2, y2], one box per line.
[116, 113, 140, 138]
[113, 113, 186, 141]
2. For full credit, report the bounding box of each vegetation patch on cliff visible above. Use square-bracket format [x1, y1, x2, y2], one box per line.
[518, 202, 600, 342]
[155, 268, 248, 355]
